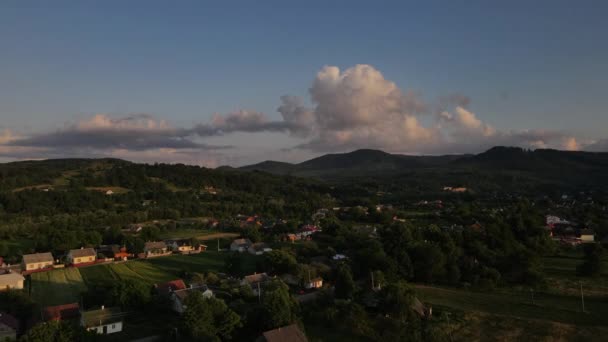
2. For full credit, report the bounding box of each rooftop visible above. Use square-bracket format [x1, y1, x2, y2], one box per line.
[82, 307, 123, 328]
[69, 248, 96, 258]
[42, 303, 81, 322]
[262, 324, 308, 342]
[22, 252, 54, 264]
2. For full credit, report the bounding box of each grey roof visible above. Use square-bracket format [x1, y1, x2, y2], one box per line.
[243, 272, 270, 284]
[145, 241, 167, 250]
[68, 248, 96, 258]
[22, 252, 54, 264]
[82, 307, 123, 327]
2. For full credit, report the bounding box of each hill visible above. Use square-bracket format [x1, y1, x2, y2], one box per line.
[240, 149, 463, 178]
[238, 146, 608, 189]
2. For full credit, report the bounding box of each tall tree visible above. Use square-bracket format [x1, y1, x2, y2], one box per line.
[183, 292, 242, 341]
[335, 264, 356, 300]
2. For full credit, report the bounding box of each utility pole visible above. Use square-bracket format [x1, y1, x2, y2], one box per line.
[217, 239, 220, 252]
[580, 282, 586, 313]
[370, 271, 375, 290]
[258, 282, 261, 303]
[531, 288, 535, 305]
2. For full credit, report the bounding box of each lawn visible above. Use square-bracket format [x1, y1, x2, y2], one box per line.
[415, 285, 608, 326]
[30, 267, 88, 306]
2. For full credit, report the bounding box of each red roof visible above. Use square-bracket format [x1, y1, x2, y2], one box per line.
[156, 279, 187, 294]
[42, 303, 81, 322]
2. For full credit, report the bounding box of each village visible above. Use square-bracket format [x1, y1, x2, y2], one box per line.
[0, 194, 603, 342]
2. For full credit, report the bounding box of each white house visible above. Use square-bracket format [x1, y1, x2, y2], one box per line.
[21, 252, 54, 271]
[67, 248, 96, 265]
[247, 243, 272, 255]
[0, 273, 25, 291]
[580, 229, 595, 243]
[81, 306, 123, 335]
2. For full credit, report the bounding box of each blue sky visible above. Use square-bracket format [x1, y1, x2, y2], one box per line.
[1, 1, 607, 165]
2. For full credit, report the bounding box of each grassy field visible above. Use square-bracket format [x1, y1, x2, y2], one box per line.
[542, 255, 608, 296]
[80, 251, 255, 287]
[416, 285, 608, 326]
[30, 267, 88, 306]
[440, 308, 608, 342]
[143, 250, 239, 275]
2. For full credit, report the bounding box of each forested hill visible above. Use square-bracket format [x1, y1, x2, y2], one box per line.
[239, 147, 608, 188]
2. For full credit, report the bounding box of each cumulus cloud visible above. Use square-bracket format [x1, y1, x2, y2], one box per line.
[1, 64, 604, 165]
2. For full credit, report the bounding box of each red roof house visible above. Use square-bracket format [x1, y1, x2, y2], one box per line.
[42, 303, 81, 322]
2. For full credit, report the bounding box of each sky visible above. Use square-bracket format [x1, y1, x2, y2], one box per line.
[1, 0, 607, 166]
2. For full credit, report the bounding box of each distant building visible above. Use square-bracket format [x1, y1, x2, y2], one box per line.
[0, 273, 25, 291]
[21, 252, 54, 271]
[248, 243, 272, 255]
[105, 190, 114, 196]
[81, 306, 123, 335]
[304, 277, 323, 290]
[0, 312, 18, 341]
[143, 241, 170, 258]
[170, 285, 214, 314]
[155, 279, 187, 296]
[98, 245, 130, 261]
[67, 248, 96, 266]
[241, 273, 271, 295]
[230, 238, 252, 252]
[166, 239, 206, 255]
[580, 229, 595, 243]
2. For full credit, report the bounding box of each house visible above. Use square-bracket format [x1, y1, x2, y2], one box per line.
[166, 239, 206, 255]
[580, 229, 595, 243]
[283, 234, 298, 243]
[0, 312, 18, 341]
[0, 273, 25, 291]
[230, 238, 252, 252]
[81, 306, 123, 335]
[105, 190, 114, 195]
[21, 252, 54, 272]
[170, 285, 214, 314]
[143, 241, 171, 258]
[155, 279, 187, 296]
[242, 273, 271, 295]
[304, 277, 323, 290]
[97, 245, 130, 261]
[67, 248, 96, 266]
[260, 324, 308, 342]
[248, 243, 272, 255]
[42, 303, 81, 322]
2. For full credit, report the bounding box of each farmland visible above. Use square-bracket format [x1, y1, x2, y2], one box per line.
[30, 267, 88, 306]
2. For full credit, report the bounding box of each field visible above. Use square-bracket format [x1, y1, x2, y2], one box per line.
[30, 267, 88, 306]
[416, 285, 608, 326]
[543, 255, 608, 296]
[80, 251, 255, 287]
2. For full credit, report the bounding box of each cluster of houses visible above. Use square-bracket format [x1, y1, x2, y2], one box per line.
[546, 215, 595, 245]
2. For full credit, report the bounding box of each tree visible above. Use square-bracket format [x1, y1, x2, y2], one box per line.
[334, 264, 356, 300]
[379, 224, 414, 278]
[20, 321, 98, 342]
[379, 281, 416, 322]
[107, 279, 151, 309]
[577, 243, 603, 277]
[263, 250, 298, 275]
[261, 280, 298, 330]
[183, 292, 241, 341]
